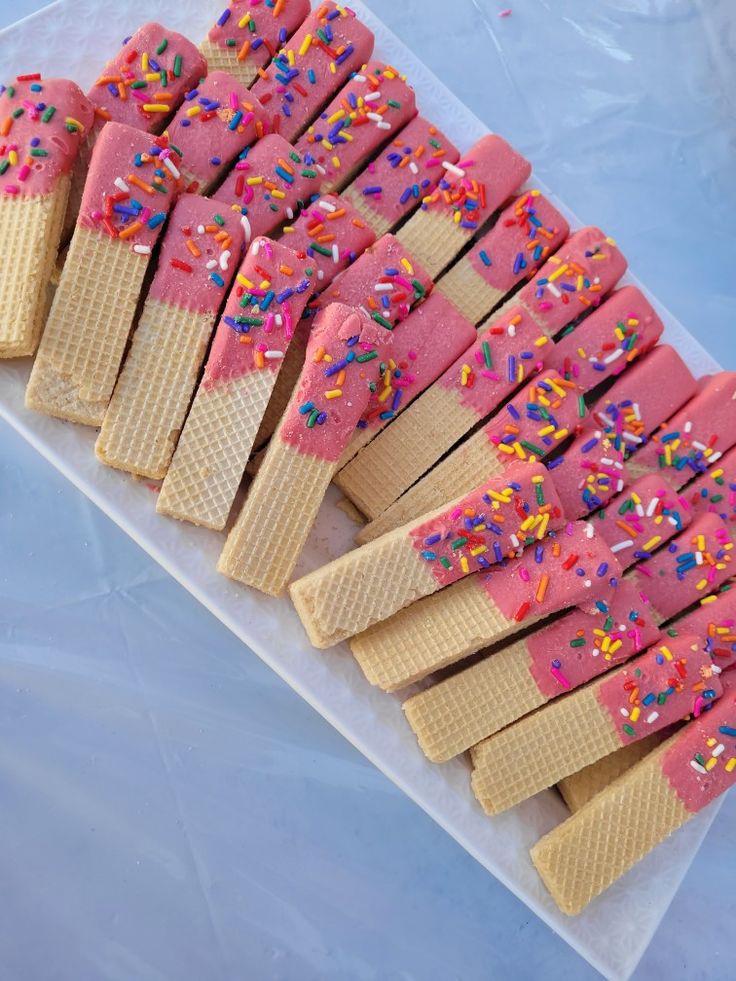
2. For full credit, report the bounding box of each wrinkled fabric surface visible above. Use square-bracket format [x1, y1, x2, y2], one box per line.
[1, 1, 734, 980]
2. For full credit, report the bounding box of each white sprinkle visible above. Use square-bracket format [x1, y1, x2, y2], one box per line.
[603, 348, 624, 365]
[206, 259, 218, 269]
[265, 350, 284, 360]
[583, 579, 592, 588]
[616, 479, 625, 491]
[409, 161, 419, 174]
[364, 91, 381, 102]
[507, 324, 516, 337]
[646, 496, 659, 517]
[317, 269, 325, 280]
[274, 314, 283, 327]
[442, 160, 465, 178]
[693, 440, 707, 451]
[646, 711, 660, 725]
[114, 177, 129, 193]
[197, 224, 205, 234]
[220, 249, 231, 271]
[510, 534, 520, 549]
[611, 540, 634, 553]
[690, 761, 707, 774]
[620, 708, 630, 718]
[133, 244, 151, 254]
[584, 522, 594, 538]
[366, 112, 383, 123]
[374, 283, 394, 292]
[286, 207, 294, 220]
[695, 550, 704, 565]
[332, 244, 339, 264]
[318, 199, 337, 213]
[684, 420, 693, 433]
[377, 120, 391, 130]
[635, 502, 645, 517]
[316, 163, 327, 175]
[163, 156, 180, 179]
[545, 282, 562, 298]
[353, 74, 366, 83]
[243, 216, 253, 244]
[713, 743, 725, 757]
[710, 451, 722, 463]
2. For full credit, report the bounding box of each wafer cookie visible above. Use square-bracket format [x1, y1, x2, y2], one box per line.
[95, 197, 244, 478]
[531, 680, 736, 915]
[395, 134, 531, 280]
[350, 519, 618, 692]
[683, 444, 736, 526]
[157, 236, 312, 529]
[164, 72, 264, 194]
[0, 76, 94, 358]
[289, 461, 560, 647]
[65, 23, 206, 240]
[26, 123, 182, 425]
[471, 630, 725, 816]
[294, 61, 416, 194]
[213, 133, 320, 243]
[200, 0, 310, 86]
[217, 303, 394, 594]
[342, 115, 459, 237]
[251, 3, 375, 142]
[437, 190, 569, 325]
[341, 227, 628, 527]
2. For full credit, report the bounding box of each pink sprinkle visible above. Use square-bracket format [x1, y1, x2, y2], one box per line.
[229, 91, 239, 110]
[263, 312, 275, 334]
[4, 185, 19, 195]
[498, 8, 512, 17]
[450, 507, 462, 521]
[235, 161, 251, 171]
[394, 274, 413, 290]
[367, 161, 376, 174]
[474, 350, 484, 364]
[518, 567, 530, 582]
[17, 164, 30, 182]
[242, 111, 255, 126]
[408, 350, 417, 360]
[550, 665, 571, 688]
[263, 240, 273, 258]
[283, 301, 293, 340]
[481, 370, 500, 380]
[539, 301, 553, 310]
[131, 90, 147, 103]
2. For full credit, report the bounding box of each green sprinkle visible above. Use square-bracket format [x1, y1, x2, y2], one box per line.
[173, 54, 182, 77]
[290, 151, 301, 163]
[30, 148, 48, 157]
[12, 107, 24, 119]
[623, 724, 636, 737]
[357, 351, 378, 363]
[310, 242, 332, 257]
[6, 85, 15, 97]
[569, 638, 586, 648]
[711, 493, 724, 503]
[41, 105, 56, 122]
[156, 38, 169, 55]
[429, 138, 441, 149]
[387, 99, 401, 108]
[603, 616, 613, 632]
[307, 409, 320, 428]
[521, 440, 546, 458]
[213, 213, 225, 226]
[300, 168, 318, 178]
[695, 753, 706, 767]
[451, 537, 468, 550]
[411, 278, 426, 298]
[578, 395, 586, 417]
[439, 557, 452, 570]
[534, 482, 545, 506]
[666, 627, 679, 637]
[160, 69, 168, 88]
[226, 38, 237, 47]
[371, 312, 393, 330]
[131, 80, 148, 90]
[657, 692, 667, 704]
[482, 340, 492, 369]
[317, 28, 329, 43]
[0, 159, 8, 175]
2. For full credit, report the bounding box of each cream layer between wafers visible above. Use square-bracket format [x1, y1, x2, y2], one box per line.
[217, 303, 394, 595]
[156, 236, 312, 529]
[470, 514, 735, 814]
[531, 677, 736, 915]
[339, 227, 628, 527]
[26, 122, 182, 426]
[200, 0, 310, 86]
[95, 197, 244, 478]
[350, 519, 620, 692]
[289, 460, 560, 647]
[0, 76, 94, 358]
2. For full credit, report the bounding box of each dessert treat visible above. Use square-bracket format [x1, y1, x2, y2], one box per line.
[343, 115, 460, 237]
[0, 76, 94, 358]
[595, 472, 691, 563]
[471, 516, 735, 813]
[684, 444, 736, 525]
[289, 461, 561, 648]
[396, 134, 531, 279]
[627, 371, 736, 487]
[350, 519, 619, 692]
[25, 123, 182, 425]
[437, 190, 569, 326]
[217, 303, 394, 595]
[250, 3, 375, 142]
[164, 71, 264, 193]
[531, 679, 736, 915]
[201, 0, 311, 85]
[294, 61, 417, 194]
[95, 197, 244, 478]
[339, 227, 628, 528]
[157, 236, 312, 529]
[66, 23, 206, 238]
[213, 133, 321, 243]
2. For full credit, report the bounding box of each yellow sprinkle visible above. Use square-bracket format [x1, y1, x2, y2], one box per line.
[298, 33, 313, 56]
[377, 386, 392, 403]
[726, 758, 736, 773]
[706, 757, 718, 771]
[630, 707, 640, 723]
[186, 106, 202, 117]
[553, 428, 569, 440]
[470, 545, 487, 557]
[325, 389, 342, 399]
[609, 640, 622, 654]
[143, 104, 170, 112]
[460, 556, 469, 574]
[237, 274, 254, 288]
[642, 535, 662, 552]
[661, 645, 673, 661]
[696, 578, 709, 591]
[547, 263, 569, 283]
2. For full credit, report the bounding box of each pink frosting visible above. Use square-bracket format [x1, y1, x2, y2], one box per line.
[294, 61, 417, 188]
[212, 133, 320, 241]
[280, 192, 376, 286]
[207, 0, 311, 69]
[86, 23, 206, 132]
[683, 444, 736, 527]
[279, 303, 392, 461]
[466, 191, 569, 293]
[419, 133, 530, 233]
[77, 121, 182, 252]
[661, 684, 736, 812]
[630, 513, 734, 621]
[350, 114, 460, 225]
[543, 285, 664, 391]
[597, 633, 723, 745]
[356, 291, 476, 432]
[548, 345, 698, 518]
[595, 473, 691, 569]
[481, 369, 587, 469]
[0, 76, 94, 197]
[438, 305, 548, 417]
[204, 235, 312, 384]
[479, 520, 620, 624]
[147, 196, 244, 314]
[313, 233, 433, 326]
[408, 461, 563, 587]
[631, 372, 736, 487]
[526, 578, 662, 698]
[672, 584, 736, 674]
[251, 3, 375, 142]
[516, 226, 627, 334]
[165, 72, 264, 187]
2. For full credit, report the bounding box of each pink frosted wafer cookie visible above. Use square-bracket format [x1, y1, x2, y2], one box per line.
[438, 190, 569, 325]
[628, 371, 736, 487]
[470, 630, 725, 816]
[251, 3, 375, 142]
[340, 227, 628, 528]
[95, 197, 244, 478]
[26, 123, 183, 425]
[295, 61, 417, 194]
[217, 303, 394, 595]
[164, 72, 264, 193]
[343, 115, 460, 237]
[684, 445, 736, 527]
[201, 0, 311, 85]
[289, 461, 561, 647]
[0, 76, 94, 358]
[396, 134, 531, 279]
[213, 133, 321, 243]
[350, 519, 619, 693]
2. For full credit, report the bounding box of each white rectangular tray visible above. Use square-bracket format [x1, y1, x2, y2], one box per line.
[0, 2, 723, 978]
